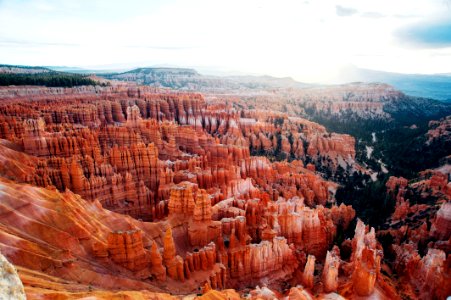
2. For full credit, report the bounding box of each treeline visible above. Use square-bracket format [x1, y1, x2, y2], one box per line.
[306, 108, 450, 179]
[0, 72, 104, 87]
[336, 172, 394, 228]
[302, 107, 450, 227]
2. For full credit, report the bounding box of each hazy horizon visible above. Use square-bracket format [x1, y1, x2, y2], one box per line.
[1, 0, 451, 82]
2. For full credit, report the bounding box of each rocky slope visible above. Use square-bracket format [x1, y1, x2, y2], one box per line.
[0, 84, 447, 299]
[378, 169, 450, 299]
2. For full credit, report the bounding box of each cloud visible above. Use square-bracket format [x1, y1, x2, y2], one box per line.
[0, 39, 79, 47]
[336, 5, 357, 17]
[361, 12, 386, 18]
[393, 14, 420, 19]
[0, 0, 450, 76]
[396, 19, 451, 48]
[124, 45, 200, 50]
[430, 52, 451, 57]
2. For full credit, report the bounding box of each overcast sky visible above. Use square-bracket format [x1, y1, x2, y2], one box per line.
[0, 0, 450, 82]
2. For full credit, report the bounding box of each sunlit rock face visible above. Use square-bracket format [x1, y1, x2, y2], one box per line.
[0, 84, 446, 299]
[0, 253, 26, 300]
[431, 202, 451, 240]
[427, 115, 451, 144]
[322, 247, 340, 293]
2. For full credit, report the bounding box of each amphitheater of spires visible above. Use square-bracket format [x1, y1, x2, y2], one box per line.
[0, 84, 448, 299]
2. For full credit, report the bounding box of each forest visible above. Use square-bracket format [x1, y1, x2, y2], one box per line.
[0, 72, 101, 87]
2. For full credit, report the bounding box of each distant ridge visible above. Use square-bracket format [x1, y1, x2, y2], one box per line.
[2, 64, 451, 101]
[337, 65, 451, 102]
[120, 67, 199, 75]
[44, 66, 88, 73]
[0, 64, 52, 74]
[101, 67, 311, 91]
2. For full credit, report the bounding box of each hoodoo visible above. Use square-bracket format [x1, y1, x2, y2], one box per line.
[0, 83, 448, 299]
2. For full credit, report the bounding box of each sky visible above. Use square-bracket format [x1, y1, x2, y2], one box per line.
[0, 0, 451, 82]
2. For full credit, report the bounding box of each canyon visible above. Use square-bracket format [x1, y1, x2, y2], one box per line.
[0, 82, 449, 299]
[104, 68, 451, 181]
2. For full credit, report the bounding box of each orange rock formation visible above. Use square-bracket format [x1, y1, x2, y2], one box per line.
[0, 85, 442, 299]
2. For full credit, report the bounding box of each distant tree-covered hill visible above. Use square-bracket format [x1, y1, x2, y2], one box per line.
[0, 64, 102, 87]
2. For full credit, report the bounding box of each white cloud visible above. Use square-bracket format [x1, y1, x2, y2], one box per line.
[0, 0, 450, 82]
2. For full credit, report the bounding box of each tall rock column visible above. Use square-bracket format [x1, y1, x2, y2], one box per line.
[106, 230, 149, 277]
[193, 189, 212, 222]
[149, 242, 166, 281]
[188, 189, 220, 247]
[322, 246, 340, 292]
[163, 228, 184, 280]
[69, 159, 85, 195]
[302, 255, 315, 289]
[22, 118, 50, 156]
[126, 105, 142, 127]
[168, 182, 196, 217]
[351, 219, 380, 297]
[353, 248, 379, 296]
